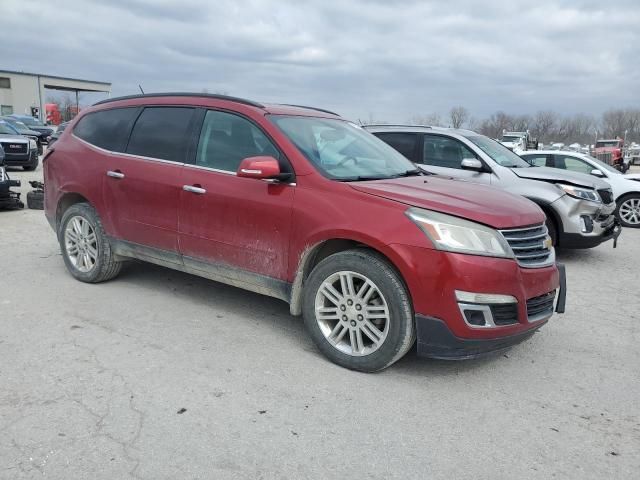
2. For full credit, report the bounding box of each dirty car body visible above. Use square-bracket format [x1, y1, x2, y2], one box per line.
[44, 94, 565, 371]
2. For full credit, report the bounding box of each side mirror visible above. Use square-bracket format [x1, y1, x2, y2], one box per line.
[591, 169, 605, 178]
[237, 156, 281, 180]
[461, 158, 483, 171]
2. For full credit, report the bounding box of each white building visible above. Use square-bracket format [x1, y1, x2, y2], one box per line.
[0, 69, 111, 121]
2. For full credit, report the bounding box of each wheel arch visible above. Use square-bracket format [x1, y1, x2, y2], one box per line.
[56, 192, 91, 232]
[289, 236, 411, 316]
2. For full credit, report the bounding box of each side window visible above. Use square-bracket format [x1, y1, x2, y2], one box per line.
[556, 155, 593, 174]
[522, 154, 548, 167]
[196, 110, 280, 172]
[73, 108, 138, 152]
[126, 107, 195, 162]
[374, 133, 418, 161]
[423, 135, 476, 169]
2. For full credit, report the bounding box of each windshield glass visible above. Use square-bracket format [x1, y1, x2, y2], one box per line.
[0, 122, 18, 135]
[20, 117, 44, 127]
[502, 135, 521, 142]
[584, 154, 620, 175]
[596, 141, 621, 148]
[465, 134, 531, 168]
[270, 116, 418, 180]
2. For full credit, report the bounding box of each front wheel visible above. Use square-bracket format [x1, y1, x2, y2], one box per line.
[616, 194, 640, 228]
[302, 249, 416, 372]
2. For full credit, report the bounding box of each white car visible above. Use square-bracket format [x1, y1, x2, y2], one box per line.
[520, 149, 640, 228]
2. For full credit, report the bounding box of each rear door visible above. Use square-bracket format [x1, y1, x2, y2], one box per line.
[420, 133, 493, 184]
[373, 132, 420, 162]
[101, 106, 196, 254]
[178, 109, 294, 281]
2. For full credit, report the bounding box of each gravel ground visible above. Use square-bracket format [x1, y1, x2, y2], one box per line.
[1, 164, 639, 479]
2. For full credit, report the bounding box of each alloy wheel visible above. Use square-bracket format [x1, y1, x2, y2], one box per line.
[619, 198, 640, 225]
[314, 271, 390, 356]
[64, 216, 98, 272]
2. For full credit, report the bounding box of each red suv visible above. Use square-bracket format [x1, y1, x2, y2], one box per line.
[44, 93, 565, 372]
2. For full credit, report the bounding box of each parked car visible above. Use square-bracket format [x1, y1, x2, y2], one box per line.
[366, 125, 619, 249]
[520, 149, 640, 228]
[1, 117, 45, 153]
[43, 93, 566, 372]
[47, 121, 69, 146]
[0, 121, 39, 170]
[8, 114, 54, 142]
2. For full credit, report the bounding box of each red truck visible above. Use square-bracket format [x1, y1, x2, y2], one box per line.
[593, 138, 627, 172]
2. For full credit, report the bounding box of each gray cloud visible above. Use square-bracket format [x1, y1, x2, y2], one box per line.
[2, 0, 638, 121]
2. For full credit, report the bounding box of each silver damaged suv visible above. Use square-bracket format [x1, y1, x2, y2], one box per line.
[366, 125, 620, 249]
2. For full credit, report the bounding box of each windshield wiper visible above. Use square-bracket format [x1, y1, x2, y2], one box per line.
[336, 175, 391, 182]
[395, 168, 424, 177]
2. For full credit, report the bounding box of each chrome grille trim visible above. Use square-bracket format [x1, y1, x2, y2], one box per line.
[500, 223, 555, 268]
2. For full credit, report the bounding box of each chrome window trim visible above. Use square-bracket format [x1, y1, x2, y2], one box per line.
[72, 134, 186, 166]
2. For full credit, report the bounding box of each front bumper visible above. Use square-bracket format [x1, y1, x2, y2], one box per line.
[416, 263, 566, 359]
[560, 215, 621, 249]
[552, 195, 618, 248]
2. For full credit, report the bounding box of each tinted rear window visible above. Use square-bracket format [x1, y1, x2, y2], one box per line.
[74, 108, 138, 152]
[126, 107, 194, 162]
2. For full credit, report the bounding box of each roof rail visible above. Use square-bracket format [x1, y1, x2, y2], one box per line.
[93, 92, 264, 108]
[280, 104, 340, 116]
[363, 124, 432, 129]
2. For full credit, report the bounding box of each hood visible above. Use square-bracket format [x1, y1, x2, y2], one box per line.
[0, 134, 29, 143]
[349, 175, 544, 229]
[624, 173, 640, 181]
[512, 166, 609, 189]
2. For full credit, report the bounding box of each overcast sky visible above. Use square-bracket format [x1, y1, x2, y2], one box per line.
[2, 0, 639, 122]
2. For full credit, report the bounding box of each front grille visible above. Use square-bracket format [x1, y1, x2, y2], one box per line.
[596, 152, 612, 164]
[490, 303, 519, 326]
[500, 224, 554, 268]
[526, 291, 556, 320]
[598, 188, 613, 204]
[0, 142, 28, 155]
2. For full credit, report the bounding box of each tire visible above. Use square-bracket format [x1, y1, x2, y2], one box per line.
[615, 194, 640, 228]
[58, 202, 122, 283]
[302, 249, 416, 372]
[26, 191, 44, 210]
[545, 217, 558, 246]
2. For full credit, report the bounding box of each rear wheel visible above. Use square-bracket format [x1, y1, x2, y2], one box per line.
[58, 203, 122, 282]
[616, 194, 640, 228]
[302, 249, 415, 372]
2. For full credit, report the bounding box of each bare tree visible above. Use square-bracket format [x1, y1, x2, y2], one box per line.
[408, 113, 442, 127]
[449, 106, 469, 129]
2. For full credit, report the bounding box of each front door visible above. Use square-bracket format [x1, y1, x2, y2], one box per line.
[178, 109, 294, 281]
[420, 133, 493, 184]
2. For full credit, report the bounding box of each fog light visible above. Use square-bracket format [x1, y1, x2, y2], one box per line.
[580, 215, 594, 233]
[464, 310, 486, 326]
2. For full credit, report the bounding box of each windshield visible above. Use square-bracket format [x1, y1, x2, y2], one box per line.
[502, 135, 521, 142]
[270, 116, 419, 180]
[465, 134, 531, 168]
[584, 154, 621, 175]
[0, 123, 18, 135]
[19, 117, 44, 127]
[596, 141, 621, 148]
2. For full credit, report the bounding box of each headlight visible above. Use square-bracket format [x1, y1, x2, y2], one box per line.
[29, 139, 37, 149]
[405, 208, 514, 258]
[557, 184, 601, 202]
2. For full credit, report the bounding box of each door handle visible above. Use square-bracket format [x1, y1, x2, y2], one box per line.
[183, 185, 206, 195]
[106, 170, 125, 179]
